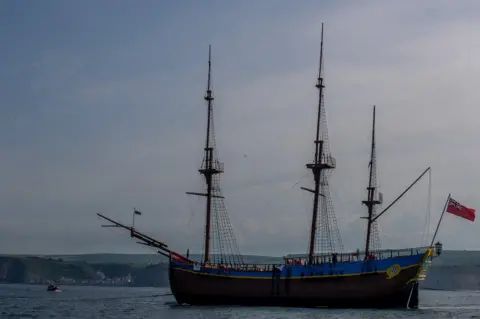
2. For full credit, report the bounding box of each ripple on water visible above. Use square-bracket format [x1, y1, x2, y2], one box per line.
[1, 285, 480, 318]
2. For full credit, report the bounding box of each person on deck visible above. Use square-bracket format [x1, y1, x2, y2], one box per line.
[366, 253, 376, 260]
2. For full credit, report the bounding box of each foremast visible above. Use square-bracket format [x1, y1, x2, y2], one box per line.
[187, 46, 243, 266]
[305, 23, 343, 265]
[362, 106, 382, 258]
[201, 45, 217, 264]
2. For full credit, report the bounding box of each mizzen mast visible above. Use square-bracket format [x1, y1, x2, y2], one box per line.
[362, 106, 382, 258]
[304, 23, 343, 265]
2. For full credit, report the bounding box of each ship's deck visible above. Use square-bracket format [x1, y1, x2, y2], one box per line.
[177, 246, 432, 274]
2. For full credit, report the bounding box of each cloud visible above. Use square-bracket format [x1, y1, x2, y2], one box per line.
[0, 0, 479, 256]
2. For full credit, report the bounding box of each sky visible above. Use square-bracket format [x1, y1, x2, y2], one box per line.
[1, 0, 480, 256]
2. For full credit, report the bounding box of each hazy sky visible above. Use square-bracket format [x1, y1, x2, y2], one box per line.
[1, 0, 479, 256]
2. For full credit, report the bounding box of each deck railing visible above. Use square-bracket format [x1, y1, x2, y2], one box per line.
[187, 246, 431, 272]
[284, 246, 431, 265]
[199, 263, 279, 272]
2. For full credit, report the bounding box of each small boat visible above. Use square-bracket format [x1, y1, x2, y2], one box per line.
[46, 284, 60, 292]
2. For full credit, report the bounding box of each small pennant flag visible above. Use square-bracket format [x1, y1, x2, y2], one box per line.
[134, 209, 142, 216]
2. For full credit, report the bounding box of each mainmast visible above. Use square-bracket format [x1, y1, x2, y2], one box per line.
[362, 105, 382, 258]
[305, 23, 340, 265]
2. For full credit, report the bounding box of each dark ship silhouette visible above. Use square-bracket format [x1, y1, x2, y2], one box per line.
[98, 24, 452, 308]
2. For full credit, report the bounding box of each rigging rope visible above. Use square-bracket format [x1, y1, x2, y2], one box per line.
[99, 215, 168, 263]
[186, 195, 197, 229]
[421, 168, 432, 245]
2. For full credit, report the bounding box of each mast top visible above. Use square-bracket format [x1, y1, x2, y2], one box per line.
[205, 44, 213, 102]
[316, 23, 324, 90]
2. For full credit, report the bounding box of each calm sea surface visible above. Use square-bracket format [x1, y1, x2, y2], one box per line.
[1, 284, 479, 319]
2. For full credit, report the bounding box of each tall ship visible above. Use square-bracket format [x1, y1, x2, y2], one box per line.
[98, 24, 464, 308]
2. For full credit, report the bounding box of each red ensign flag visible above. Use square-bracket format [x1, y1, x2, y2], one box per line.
[446, 198, 476, 222]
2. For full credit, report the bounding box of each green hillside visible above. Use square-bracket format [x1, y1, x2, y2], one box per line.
[0, 255, 168, 286]
[46, 253, 166, 266]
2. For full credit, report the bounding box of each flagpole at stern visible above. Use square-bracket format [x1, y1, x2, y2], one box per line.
[430, 193, 451, 247]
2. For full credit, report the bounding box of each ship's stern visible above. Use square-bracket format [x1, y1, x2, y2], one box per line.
[402, 247, 435, 309]
[416, 247, 435, 282]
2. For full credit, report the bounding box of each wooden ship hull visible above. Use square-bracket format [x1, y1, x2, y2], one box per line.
[169, 248, 434, 308]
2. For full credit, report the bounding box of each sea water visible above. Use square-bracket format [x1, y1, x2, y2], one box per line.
[0, 284, 479, 318]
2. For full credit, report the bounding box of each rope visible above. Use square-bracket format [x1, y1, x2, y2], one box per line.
[421, 168, 432, 245]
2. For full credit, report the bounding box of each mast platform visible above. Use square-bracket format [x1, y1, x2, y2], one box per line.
[362, 199, 382, 205]
[362, 189, 382, 206]
[306, 155, 336, 170]
[199, 161, 224, 175]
